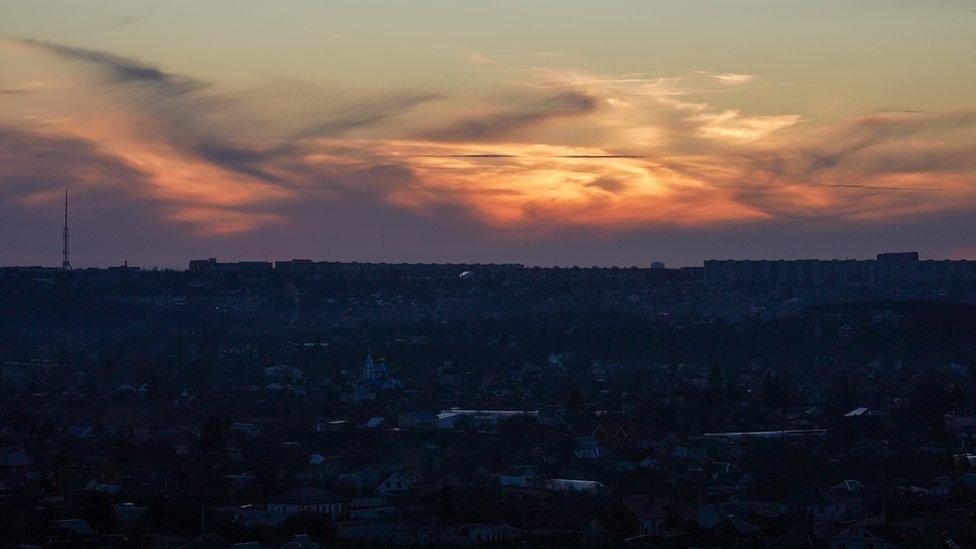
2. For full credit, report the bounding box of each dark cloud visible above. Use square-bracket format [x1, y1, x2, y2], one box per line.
[188, 141, 298, 185]
[558, 154, 646, 159]
[3, 124, 976, 269]
[290, 93, 441, 140]
[0, 125, 476, 269]
[168, 90, 442, 186]
[0, 125, 183, 266]
[0, 124, 150, 198]
[0, 84, 37, 95]
[584, 176, 629, 193]
[795, 111, 976, 178]
[414, 153, 645, 160]
[421, 91, 598, 142]
[16, 38, 207, 96]
[705, 111, 976, 218]
[824, 184, 947, 191]
[13, 39, 440, 192]
[106, 14, 145, 30]
[417, 154, 518, 158]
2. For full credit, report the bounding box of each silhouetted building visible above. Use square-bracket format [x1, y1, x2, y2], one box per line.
[703, 252, 976, 288]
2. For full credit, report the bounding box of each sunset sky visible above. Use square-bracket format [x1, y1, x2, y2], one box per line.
[2, 1, 975, 267]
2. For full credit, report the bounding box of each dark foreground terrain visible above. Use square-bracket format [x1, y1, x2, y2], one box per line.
[1, 261, 976, 547]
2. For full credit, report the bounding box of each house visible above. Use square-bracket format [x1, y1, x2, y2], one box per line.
[792, 487, 853, 521]
[436, 412, 464, 430]
[582, 518, 613, 545]
[217, 504, 288, 528]
[280, 534, 320, 549]
[844, 407, 886, 426]
[600, 494, 694, 539]
[438, 468, 491, 491]
[177, 533, 234, 548]
[640, 455, 663, 470]
[497, 466, 540, 487]
[845, 406, 870, 418]
[267, 486, 348, 520]
[945, 413, 976, 440]
[335, 520, 442, 545]
[351, 384, 375, 403]
[708, 461, 754, 492]
[591, 422, 633, 448]
[376, 471, 424, 496]
[457, 524, 522, 544]
[826, 522, 923, 548]
[381, 377, 405, 391]
[954, 473, 976, 491]
[953, 453, 976, 469]
[230, 423, 261, 437]
[768, 526, 820, 548]
[669, 447, 707, 462]
[223, 473, 257, 489]
[348, 497, 397, 520]
[435, 409, 539, 430]
[545, 478, 610, 495]
[114, 502, 147, 523]
[336, 468, 384, 491]
[68, 425, 94, 439]
[301, 454, 339, 482]
[641, 432, 680, 453]
[0, 448, 31, 490]
[44, 519, 95, 545]
[600, 495, 673, 537]
[522, 505, 594, 539]
[360, 352, 388, 385]
[398, 411, 437, 429]
[574, 437, 610, 460]
[86, 479, 122, 493]
[707, 514, 760, 541]
[264, 364, 302, 383]
[313, 420, 350, 433]
[830, 479, 867, 495]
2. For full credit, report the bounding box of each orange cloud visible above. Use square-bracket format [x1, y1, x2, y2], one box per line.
[3, 40, 976, 246]
[319, 140, 769, 231]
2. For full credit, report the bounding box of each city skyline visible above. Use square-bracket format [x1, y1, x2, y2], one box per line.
[3, 1, 976, 267]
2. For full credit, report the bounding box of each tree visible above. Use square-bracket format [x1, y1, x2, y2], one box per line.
[568, 385, 585, 411]
[82, 491, 115, 532]
[199, 416, 225, 450]
[951, 384, 964, 408]
[708, 362, 724, 394]
[761, 371, 780, 410]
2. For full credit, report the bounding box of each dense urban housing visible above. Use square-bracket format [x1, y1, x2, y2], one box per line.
[1, 253, 976, 546]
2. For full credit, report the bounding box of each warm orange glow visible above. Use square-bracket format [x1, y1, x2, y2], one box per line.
[3, 42, 976, 243]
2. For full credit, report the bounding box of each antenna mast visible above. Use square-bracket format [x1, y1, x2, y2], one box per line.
[62, 188, 71, 270]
